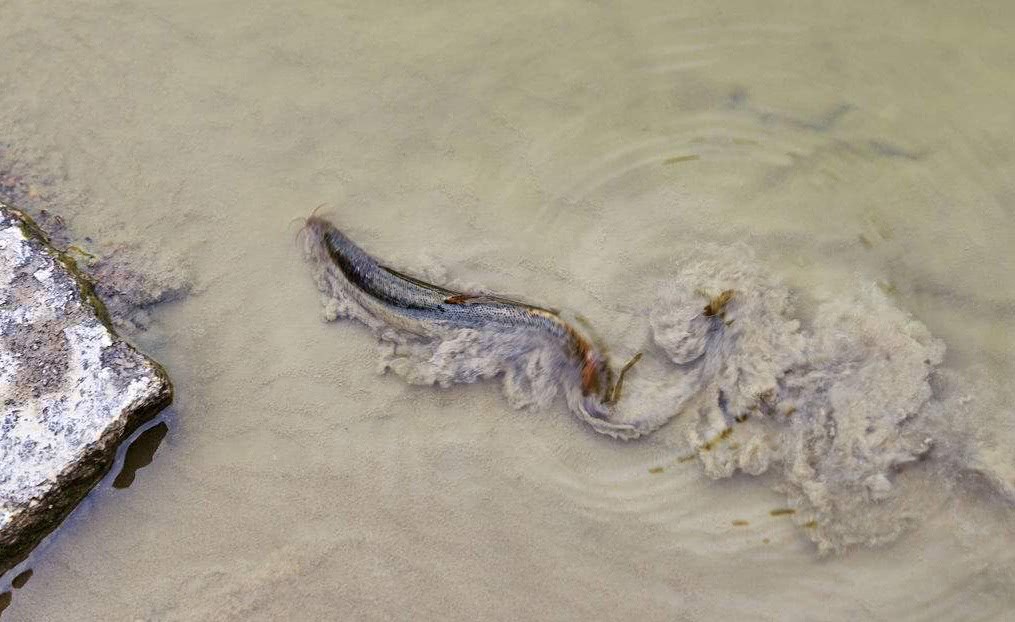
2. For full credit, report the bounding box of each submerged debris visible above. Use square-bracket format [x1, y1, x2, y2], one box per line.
[84, 242, 191, 332]
[702, 289, 736, 319]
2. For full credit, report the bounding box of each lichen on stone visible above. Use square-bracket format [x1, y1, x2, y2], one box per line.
[0, 203, 172, 574]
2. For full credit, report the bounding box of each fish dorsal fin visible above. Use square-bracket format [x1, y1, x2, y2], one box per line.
[444, 292, 558, 314]
[380, 265, 460, 296]
[444, 294, 502, 305]
[381, 265, 558, 313]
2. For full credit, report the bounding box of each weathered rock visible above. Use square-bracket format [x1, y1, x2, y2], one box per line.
[0, 202, 172, 575]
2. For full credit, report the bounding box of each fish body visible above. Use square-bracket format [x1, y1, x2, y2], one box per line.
[320, 225, 567, 332]
[303, 217, 622, 424]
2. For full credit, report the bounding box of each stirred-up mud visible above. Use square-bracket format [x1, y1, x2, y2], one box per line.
[644, 245, 948, 552]
[301, 225, 995, 553]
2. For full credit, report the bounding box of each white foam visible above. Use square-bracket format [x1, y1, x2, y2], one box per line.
[635, 245, 948, 551]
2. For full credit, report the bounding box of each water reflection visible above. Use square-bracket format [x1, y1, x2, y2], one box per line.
[0, 568, 33, 619]
[10, 570, 31, 590]
[113, 421, 169, 490]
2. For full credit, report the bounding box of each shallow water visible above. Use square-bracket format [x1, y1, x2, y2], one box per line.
[2, 1, 1015, 620]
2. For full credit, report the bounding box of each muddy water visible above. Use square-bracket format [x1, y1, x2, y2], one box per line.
[2, 1, 1015, 620]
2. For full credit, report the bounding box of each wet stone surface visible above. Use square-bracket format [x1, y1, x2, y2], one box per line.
[0, 203, 171, 575]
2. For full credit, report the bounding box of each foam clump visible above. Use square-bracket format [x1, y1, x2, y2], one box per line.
[648, 245, 945, 552]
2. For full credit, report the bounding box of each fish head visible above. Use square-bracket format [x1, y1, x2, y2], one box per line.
[297, 215, 336, 258]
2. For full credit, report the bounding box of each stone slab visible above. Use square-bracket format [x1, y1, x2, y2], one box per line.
[0, 202, 172, 575]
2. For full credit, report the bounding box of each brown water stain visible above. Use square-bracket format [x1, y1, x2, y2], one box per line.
[700, 426, 733, 452]
[663, 155, 700, 165]
[702, 289, 735, 318]
[770, 508, 796, 517]
[732, 520, 749, 527]
[648, 466, 664, 474]
[113, 421, 169, 489]
[877, 280, 898, 296]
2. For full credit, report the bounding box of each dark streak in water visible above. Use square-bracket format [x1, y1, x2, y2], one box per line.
[725, 90, 930, 172]
[10, 570, 30, 590]
[867, 140, 925, 161]
[113, 421, 169, 489]
[796, 103, 854, 133]
[727, 89, 853, 133]
[727, 87, 749, 108]
[770, 508, 796, 517]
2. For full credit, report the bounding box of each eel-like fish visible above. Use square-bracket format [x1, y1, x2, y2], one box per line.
[300, 216, 641, 433]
